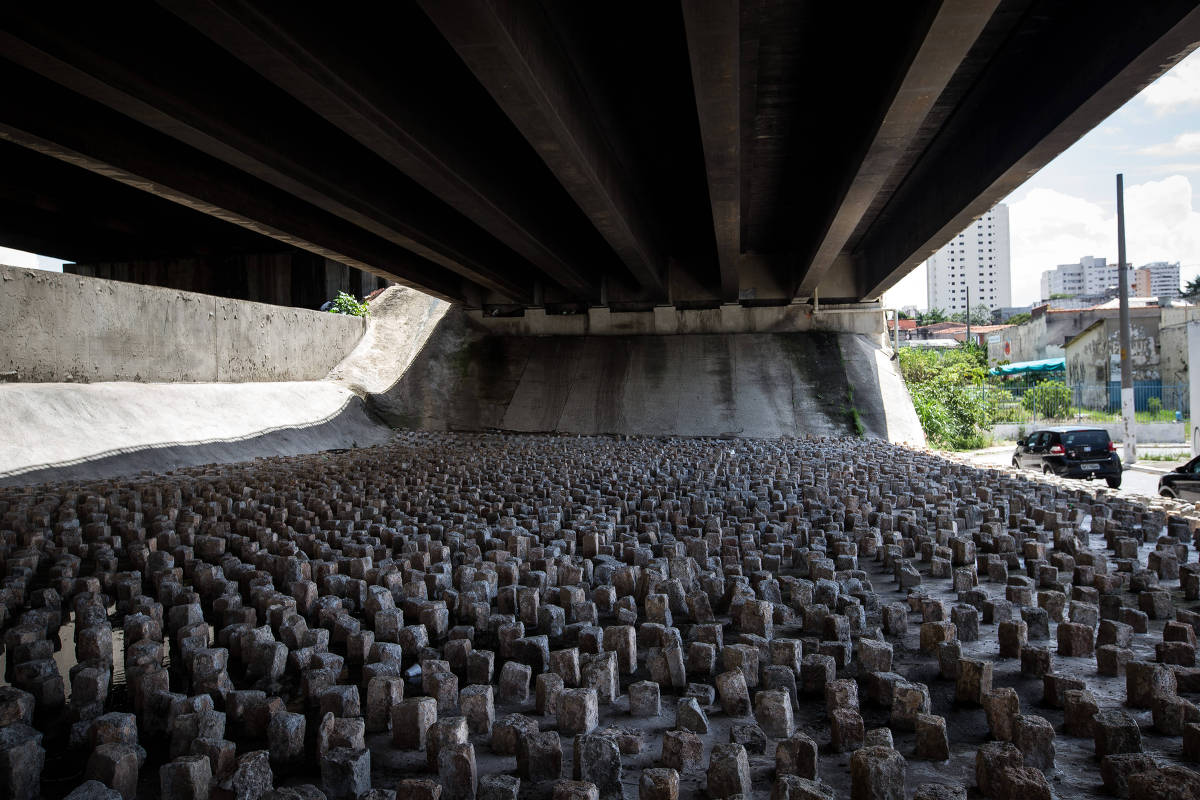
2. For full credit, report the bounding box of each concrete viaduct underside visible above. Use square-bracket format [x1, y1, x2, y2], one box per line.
[1, 2, 1198, 310]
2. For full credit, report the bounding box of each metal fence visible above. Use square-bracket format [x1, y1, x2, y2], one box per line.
[973, 382, 1190, 425]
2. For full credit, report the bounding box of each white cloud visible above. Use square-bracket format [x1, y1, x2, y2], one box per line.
[1007, 176, 1200, 305]
[1009, 188, 1113, 305]
[1140, 131, 1200, 156]
[1125, 175, 1200, 265]
[1141, 48, 1200, 115]
[1147, 161, 1200, 175]
[882, 262, 926, 310]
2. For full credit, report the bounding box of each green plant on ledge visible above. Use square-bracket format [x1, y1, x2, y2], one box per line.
[328, 291, 369, 317]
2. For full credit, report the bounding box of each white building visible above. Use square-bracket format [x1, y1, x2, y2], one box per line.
[925, 203, 1011, 315]
[1133, 261, 1181, 300]
[1040, 255, 1118, 300]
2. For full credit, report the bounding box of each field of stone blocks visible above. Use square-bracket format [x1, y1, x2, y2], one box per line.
[2, 432, 1200, 800]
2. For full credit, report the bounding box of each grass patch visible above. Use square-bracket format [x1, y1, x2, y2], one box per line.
[1070, 409, 1187, 424]
[1140, 451, 1189, 461]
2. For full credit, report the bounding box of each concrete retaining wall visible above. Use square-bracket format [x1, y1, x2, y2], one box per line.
[1, 263, 365, 383]
[990, 421, 1185, 444]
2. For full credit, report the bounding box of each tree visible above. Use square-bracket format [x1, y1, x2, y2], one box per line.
[1022, 381, 1072, 419]
[1183, 275, 1200, 301]
[897, 310, 911, 320]
[916, 308, 947, 326]
[948, 305, 991, 326]
[969, 304, 992, 326]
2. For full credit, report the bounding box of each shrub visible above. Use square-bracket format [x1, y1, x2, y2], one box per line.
[989, 389, 1023, 423]
[898, 345, 995, 450]
[1021, 381, 1071, 419]
[327, 291, 369, 317]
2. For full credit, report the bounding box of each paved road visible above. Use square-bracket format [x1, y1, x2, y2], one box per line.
[953, 446, 1171, 501]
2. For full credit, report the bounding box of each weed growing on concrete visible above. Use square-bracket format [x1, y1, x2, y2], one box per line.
[327, 291, 370, 317]
[844, 386, 865, 436]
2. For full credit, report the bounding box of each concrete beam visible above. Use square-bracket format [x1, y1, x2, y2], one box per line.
[0, 62, 469, 302]
[0, 14, 533, 302]
[419, 0, 667, 296]
[854, 2, 1200, 301]
[682, 0, 741, 302]
[795, 0, 1000, 298]
[470, 301, 885, 337]
[158, 0, 603, 304]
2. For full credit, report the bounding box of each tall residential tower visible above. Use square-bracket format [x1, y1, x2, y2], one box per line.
[1133, 261, 1181, 300]
[925, 204, 1011, 315]
[1040, 256, 1117, 300]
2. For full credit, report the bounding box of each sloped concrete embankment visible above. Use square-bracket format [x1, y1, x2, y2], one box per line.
[0, 279, 452, 485]
[0, 382, 392, 487]
[367, 308, 925, 445]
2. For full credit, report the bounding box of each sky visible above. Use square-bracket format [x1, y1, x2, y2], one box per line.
[6, 48, 1200, 303]
[0, 246, 66, 272]
[884, 46, 1200, 312]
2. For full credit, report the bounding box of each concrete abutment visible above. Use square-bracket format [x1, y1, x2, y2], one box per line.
[2, 270, 922, 484]
[366, 300, 924, 446]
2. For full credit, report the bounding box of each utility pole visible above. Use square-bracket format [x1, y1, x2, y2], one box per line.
[1117, 174, 1137, 465]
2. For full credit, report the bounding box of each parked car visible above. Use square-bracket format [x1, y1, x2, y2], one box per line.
[1158, 454, 1200, 500]
[1012, 426, 1122, 488]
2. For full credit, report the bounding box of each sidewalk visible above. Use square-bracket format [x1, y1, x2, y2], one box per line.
[1114, 443, 1190, 475]
[958, 439, 1190, 474]
[970, 444, 1016, 456]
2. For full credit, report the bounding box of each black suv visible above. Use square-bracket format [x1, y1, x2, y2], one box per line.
[1159, 454, 1200, 501]
[1012, 427, 1122, 488]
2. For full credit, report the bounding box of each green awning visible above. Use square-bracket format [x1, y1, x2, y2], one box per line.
[990, 357, 1065, 376]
